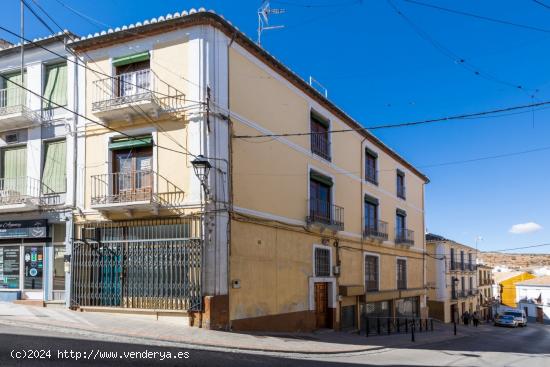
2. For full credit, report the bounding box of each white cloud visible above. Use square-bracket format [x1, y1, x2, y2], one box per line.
[509, 222, 543, 234]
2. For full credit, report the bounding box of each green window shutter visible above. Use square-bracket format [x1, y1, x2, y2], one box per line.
[364, 194, 379, 205]
[4, 72, 26, 107]
[43, 63, 68, 109]
[112, 51, 150, 67]
[109, 136, 152, 150]
[2, 146, 27, 193]
[42, 140, 66, 193]
[310, 170, 333, 186]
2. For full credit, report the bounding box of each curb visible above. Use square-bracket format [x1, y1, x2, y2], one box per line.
[0, 318, 472, 356]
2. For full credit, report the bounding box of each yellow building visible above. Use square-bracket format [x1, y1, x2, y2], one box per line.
[426, 234, 480, 323]
[68, 9, 429, 331]
[494, 272, 536, 308]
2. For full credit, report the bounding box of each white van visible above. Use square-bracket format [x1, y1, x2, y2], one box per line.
[503, 309, 527, 327]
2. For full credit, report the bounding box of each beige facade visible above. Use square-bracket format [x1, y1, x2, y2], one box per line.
[477, 264, 495, 320]
[426, 234, 480, 323]
[68, 10, 429, 331]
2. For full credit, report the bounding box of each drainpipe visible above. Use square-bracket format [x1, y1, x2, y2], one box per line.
[360, 136, 367, 327]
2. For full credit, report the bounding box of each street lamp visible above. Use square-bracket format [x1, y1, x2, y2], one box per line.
[191, 155, 212, 197]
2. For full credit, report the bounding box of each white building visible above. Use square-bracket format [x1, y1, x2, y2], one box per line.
[516, 276, 550, 325]
[0, 32, 81, 306]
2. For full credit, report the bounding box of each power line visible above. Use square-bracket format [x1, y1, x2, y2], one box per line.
[24, 0, 200, 160]
[232, 99, 550, 138]
[403, 0, 550, 34]
[272, 0, 362, 8]
[0, 74, 199, 159]
[51, 0, 203, 91]
[532, 0, 550, 10]
[0, 24, 204, 106]
[387, 0, 532, 93]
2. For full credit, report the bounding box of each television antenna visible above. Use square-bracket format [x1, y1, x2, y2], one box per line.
[257, 1, 285, 46]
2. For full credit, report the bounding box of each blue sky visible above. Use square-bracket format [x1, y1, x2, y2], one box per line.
[3, 0, 550, 253]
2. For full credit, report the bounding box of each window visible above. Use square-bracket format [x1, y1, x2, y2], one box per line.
[461, 276, 465, 293]
[42, 140, 66, 193]
[113, 53, 151, 98]
[450, 248, 456, 270]
[397, 258, 407, 290]
[1, 145, 27, 194]
[365, 148, 377, 184]
[0, 246, 20, 289]
[451, 277, 457, 299]
[469, 277, 473, 293]
[396, 170, 406, 199]
[309, 171, 332, 224]
[43, 62, 67, 109]
[110, 136, 153, 203]
[460, 250, 465, 270]
[24, 246, 43, 290]
[310, 112, 330, 161]
[365, 255, 379, 292]
[395, 210, 406, 238]
[468, 253, 473, 270]
[0, 71, 26, 108]
[314, 247, 331, 277]
[364, 195, 378, 232]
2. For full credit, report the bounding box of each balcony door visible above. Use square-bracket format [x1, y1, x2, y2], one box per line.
[310, 177, 331, 223]
[0, 146, 27, 201]
[113, 147, 152, 203]
[116, 61, 150, 98]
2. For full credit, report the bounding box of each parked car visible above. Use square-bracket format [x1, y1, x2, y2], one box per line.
[503, 310, 527, 327]
[494, 315, 518, 328]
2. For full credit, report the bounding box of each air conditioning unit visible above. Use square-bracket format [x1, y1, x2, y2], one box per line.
[5, 133, 18, 144]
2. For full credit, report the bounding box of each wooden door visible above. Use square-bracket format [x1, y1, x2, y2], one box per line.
[314, 282, 329, 328]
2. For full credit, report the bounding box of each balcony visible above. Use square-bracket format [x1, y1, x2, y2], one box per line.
[364, 220, 388, 241]
[90, 170, 185, 215]
[91, 69, 185, 123]
[395, 228, 414, 246]
[306, 198, 344, 231]
[0, 177, 60, 212]
[0, 89, 41, 131]
[310, 134, 331, 161]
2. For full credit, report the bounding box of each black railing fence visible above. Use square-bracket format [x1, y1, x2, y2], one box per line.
[362, 316, 435, 336]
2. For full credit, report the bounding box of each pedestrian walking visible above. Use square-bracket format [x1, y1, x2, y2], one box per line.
[462, 311, 470, 326]
[473, 312, 479, 327]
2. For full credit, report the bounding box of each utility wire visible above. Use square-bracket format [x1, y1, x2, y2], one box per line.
[403, 0, 550, 34]
[232, 99, 550, 138]
[532, 0, 550, 10]
[387, 0, 531, 93]
[272, 0, 362, 8]
[51, 0, 203, 91]
[0, 75, 199, 158]
[0, 24, 204, 106]
[25, 0, 200, 160]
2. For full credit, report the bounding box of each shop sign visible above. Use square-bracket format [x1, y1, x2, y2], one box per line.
[0, 220, 48, 239]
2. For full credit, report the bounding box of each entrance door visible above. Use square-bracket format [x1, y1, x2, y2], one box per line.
[314, 282, 329, 328]
[536, 307, 543, 323]
[450, 304, 457, 323]
[23, 245, 44, 300]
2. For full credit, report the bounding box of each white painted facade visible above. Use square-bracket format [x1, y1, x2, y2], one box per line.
[0, 35, 79, 304]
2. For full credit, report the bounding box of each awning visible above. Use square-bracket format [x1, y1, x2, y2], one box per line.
[112, 51, 150, 67]
[109, 136, 153, 150]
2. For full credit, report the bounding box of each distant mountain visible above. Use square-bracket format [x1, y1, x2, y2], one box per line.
[479, 252, 550, 271]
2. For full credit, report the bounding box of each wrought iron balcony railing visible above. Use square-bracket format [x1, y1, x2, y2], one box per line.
[0, 176, 60, 208]
[364, 220, 388, 241]
[0, 88, 41, 129]
[90, 170, 185, 210]
[310, 134, 331, 161]
[395, 228, 414, 245]
[91, 69, 185, 118]
[306, 198, 344, 231]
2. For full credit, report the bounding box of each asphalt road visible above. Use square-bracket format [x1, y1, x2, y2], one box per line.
[0, 322, 549, 366]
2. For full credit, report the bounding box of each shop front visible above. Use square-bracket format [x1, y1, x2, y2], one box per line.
[0, 219, 66, 302]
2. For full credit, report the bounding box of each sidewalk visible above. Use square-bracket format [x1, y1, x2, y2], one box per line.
[0, 302, 486, 355]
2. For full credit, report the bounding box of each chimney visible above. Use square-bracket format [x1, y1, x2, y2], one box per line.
[0, 39, 13, 50]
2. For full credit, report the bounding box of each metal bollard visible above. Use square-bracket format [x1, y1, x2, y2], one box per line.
[454, 320, 457, 335]
[397, 318, 400, 333]
[366, 317, 369, 337]
[405, 318, 408, 333]
[387, 318, 391, 335]
[431, 318, 434, 331]
[419, 318, 422, 332]
[377, 318, 381, 335]
[411, 321, 415, 342]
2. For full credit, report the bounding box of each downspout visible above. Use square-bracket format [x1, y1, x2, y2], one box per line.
[360, 136, 367, 328]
